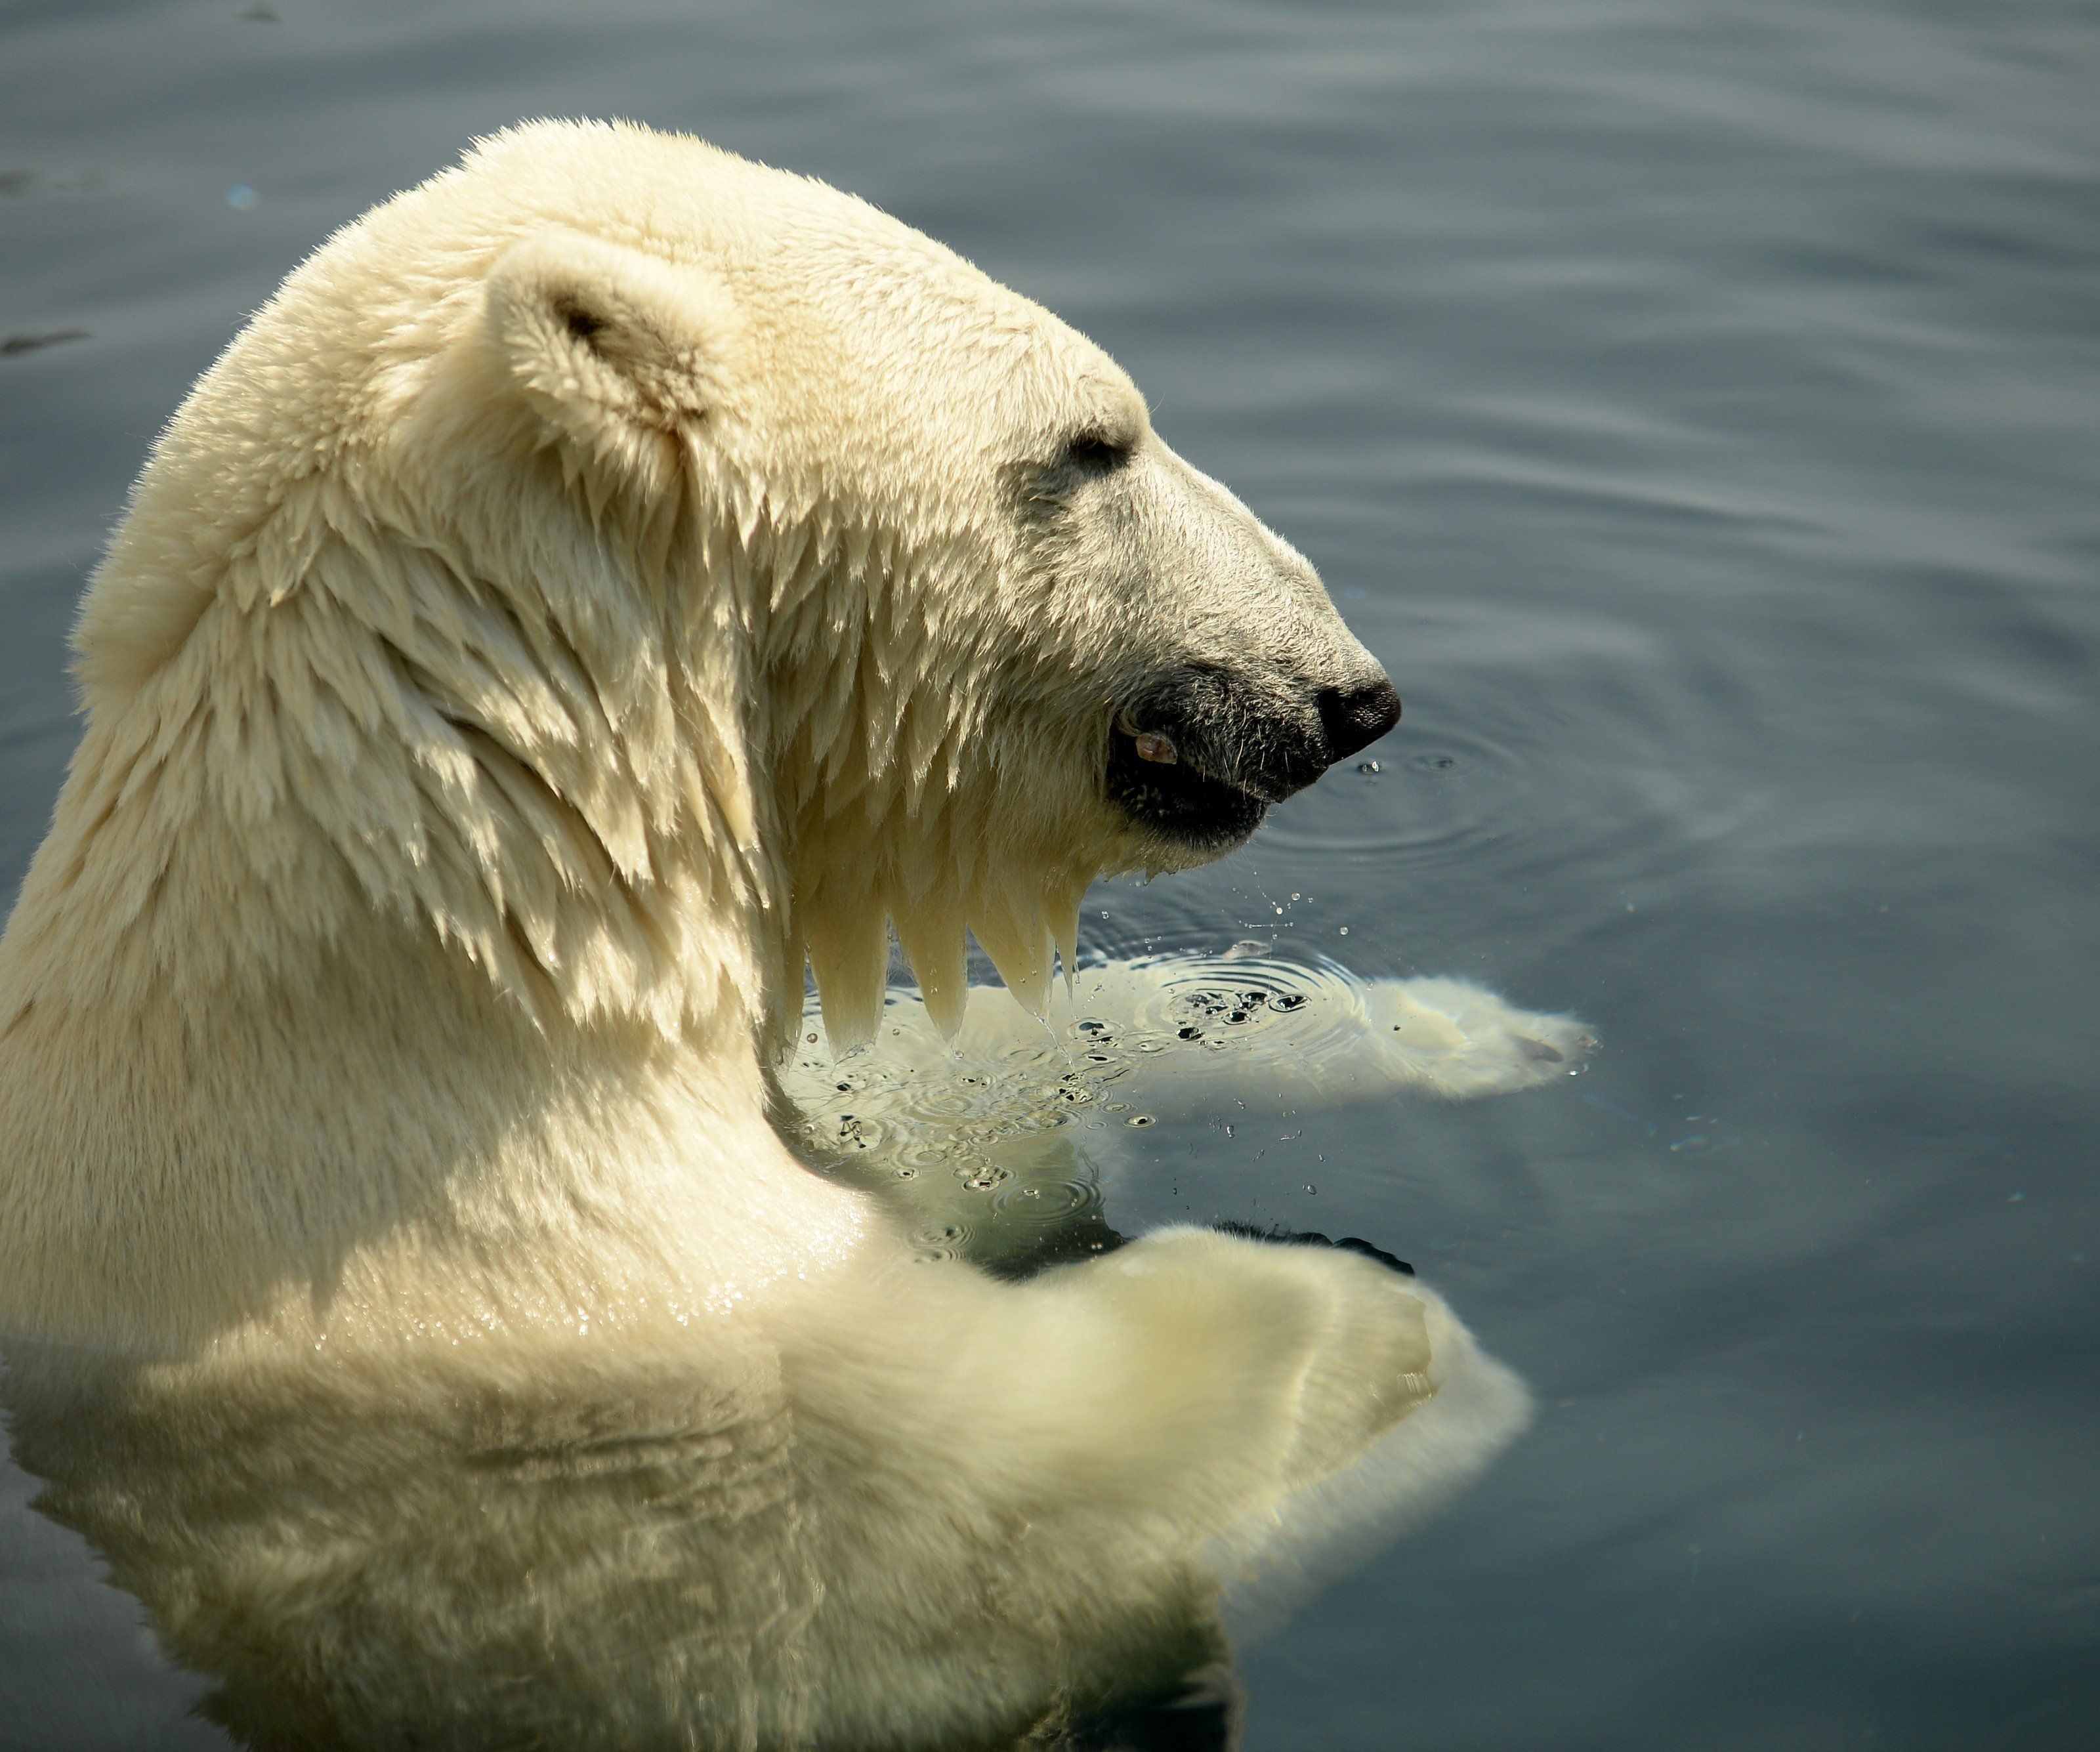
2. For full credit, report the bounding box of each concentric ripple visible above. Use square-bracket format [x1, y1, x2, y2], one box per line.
[1263, 711, 1554, 878]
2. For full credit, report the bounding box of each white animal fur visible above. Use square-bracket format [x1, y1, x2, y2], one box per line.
[0, 121, 1547, 1747]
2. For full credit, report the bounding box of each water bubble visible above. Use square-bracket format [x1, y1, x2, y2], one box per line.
[1125, 1114, 1155, 1127]
[990, 1174, 1101, 1224]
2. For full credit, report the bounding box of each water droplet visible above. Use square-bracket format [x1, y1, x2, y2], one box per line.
[1356, 759, 1381, 774]
[225, 184, 260, 210]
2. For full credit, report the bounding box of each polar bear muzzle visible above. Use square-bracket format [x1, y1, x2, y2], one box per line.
[1106, 664, 1401, 851]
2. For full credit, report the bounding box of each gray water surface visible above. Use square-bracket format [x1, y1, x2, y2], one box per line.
[3, 3, 2097, 1749]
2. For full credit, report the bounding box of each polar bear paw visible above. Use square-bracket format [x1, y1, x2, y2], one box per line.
[1362, 976, 1596, 1100]
[1089, 1226, 1445, 1469]
[1080, 1227, 1531, 1602]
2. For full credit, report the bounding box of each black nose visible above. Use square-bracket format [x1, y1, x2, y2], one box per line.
[1315, 677, 1402, 764]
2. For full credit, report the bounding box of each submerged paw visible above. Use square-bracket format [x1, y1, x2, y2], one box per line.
[1367, 976, 1597, 1098]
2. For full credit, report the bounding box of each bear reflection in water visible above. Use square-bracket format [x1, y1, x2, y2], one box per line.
[0, 121, 1588, 1749]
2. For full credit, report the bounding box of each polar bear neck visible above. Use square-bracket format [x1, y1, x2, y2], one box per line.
[22, 467, 774, 1042]
[0, 460, 875, 1344]
[737, 498, 1110, 1049]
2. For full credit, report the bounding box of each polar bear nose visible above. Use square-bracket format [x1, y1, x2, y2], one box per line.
[1314, 676, 1402, 766]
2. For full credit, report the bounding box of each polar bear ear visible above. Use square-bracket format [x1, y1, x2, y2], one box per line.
[482, 228, 742, 453]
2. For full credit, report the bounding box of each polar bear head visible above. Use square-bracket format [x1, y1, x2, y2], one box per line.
[70, 121, 1396, 1052]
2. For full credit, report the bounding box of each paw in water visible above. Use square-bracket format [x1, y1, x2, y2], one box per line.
[1362, 976, 1597, 1099]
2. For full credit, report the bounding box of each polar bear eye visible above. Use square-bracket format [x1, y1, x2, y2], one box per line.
[1060, 430, 1132, 474]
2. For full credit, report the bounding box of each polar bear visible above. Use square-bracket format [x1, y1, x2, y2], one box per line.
[0, 121, 1580, 1748]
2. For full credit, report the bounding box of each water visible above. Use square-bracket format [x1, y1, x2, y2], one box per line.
[2, 1, 2095, 1747]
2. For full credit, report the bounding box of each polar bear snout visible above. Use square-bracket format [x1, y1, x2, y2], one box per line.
[1315, 675, 1403, 764]
[1106, 662, 1400, 851]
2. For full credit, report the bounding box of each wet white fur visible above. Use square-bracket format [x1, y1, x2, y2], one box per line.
[0, 122, 1545, 1747]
